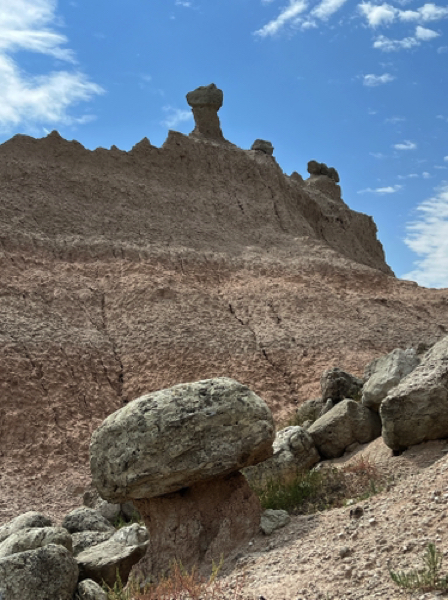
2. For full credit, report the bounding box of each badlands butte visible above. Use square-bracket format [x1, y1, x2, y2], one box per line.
[1, 83, 448, 523]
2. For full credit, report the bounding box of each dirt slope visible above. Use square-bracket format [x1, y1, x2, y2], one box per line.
[0, 130, 447, 524]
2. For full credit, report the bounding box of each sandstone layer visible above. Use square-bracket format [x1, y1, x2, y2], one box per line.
[1, 129, 448, 523]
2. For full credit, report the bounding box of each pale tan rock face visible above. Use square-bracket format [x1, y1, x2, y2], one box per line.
[0, 129, 448, 524]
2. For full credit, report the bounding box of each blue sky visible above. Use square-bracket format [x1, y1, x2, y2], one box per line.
[1, 0, 448, 287]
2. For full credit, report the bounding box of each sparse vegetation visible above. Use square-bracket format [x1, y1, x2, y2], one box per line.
[251, 455, 385, 515]
[389, 543, 448, 592]
[103, 559, 244, 600]
[113, 511, 143, 530]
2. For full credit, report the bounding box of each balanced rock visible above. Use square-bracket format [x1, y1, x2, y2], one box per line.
[242, 425, 319, 487]
[0, 511, 52, 544]
[380, 336, 448, 451]
[186, 83, 224, 140]
[362, 347, 419, 411]
[321, 367, 363, 403]
[308, 399, 381, 458]
[0, 526, 72, 559]
[251, 139, 274, 155]
[0, 544, 78, 600]
[90, 377, 274, 501]
[90, 377, 274, 577]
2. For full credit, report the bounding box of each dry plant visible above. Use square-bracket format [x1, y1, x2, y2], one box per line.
[341, 454, 385, 501]
[104, 560, 246, 600]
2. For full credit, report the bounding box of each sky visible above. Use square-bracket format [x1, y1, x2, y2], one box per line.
[0, 0, 447, 288]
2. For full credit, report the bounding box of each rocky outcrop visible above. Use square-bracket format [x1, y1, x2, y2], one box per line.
[308, 399, 382, 458]
[186, 83, 225, 140]
[0, 526, 72, 558]
[362, 348, 420, 411]
[72, 531, 114, 556]
[90, 378, 274, 577]
[90, 378, 275, 502]
[307, 160, 340, 182]
[242, 426, 319, 487]
[0, 544, 79, 600]
[76, 579, 108, 600]
[380, 336, 448, 451]
[62, 507, 115, 534]
[321, 367, 363, 402]
[2, 84, 448, 527]
[0, 512, 52, 544]
[76, 538, 148, 587]
[251, 139, 274, 155]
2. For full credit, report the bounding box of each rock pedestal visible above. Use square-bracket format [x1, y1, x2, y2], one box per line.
[186, 83, 224, 140]
[133, 472, 260, 577]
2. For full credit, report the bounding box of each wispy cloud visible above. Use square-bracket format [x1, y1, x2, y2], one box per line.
[358, 184, 403, 193]
[0, 0, 103, 132]
[370, 151, 386, 158]
[362, 72, 395, 86]
[311, 0, 350, 20]
[254, 0, 308, 36]
[394, 140, 417, 150]
[373, 25, 438, 50]
[359, 1, 448, 26]
[444, 156, 448, 161]
[385, 115, 406, 123]
[401, 183, 448, 288]
[161, 106, 193, 128]
[359, 2, 397, 26]
[398, 173, 419, 179]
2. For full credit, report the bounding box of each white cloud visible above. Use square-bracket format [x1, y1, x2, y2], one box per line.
[401, 183, 448, 287]
[444, 156, 448, 161]
[254, 0, 308, 36]
[0, 0, 102, 132]
[175, 0, 192, 6]
[370, 151, 386, 158]
[358, 2, 397, 26]
[362, 72, 395, 86]
[422, 171, 431, 178]
[385, 115, 406, 123]
[394, 140, 417, 150]
[311, 0, 349, 20]
[415, 24, 439, 39]
[438, 45, 448, 52]
[358, 184, 403, 193]
[373, 33, 420, 50]
[161, 106, 193, 128]
[398, 173, 419, 178]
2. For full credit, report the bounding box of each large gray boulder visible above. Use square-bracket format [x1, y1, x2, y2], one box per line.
[0, 511, 52, 544]
[72, 531, 115, 556]
[295, 397, 325, 426]
[380, 336, 448, 451]
[0, 526, 72, 559]
[90, 377, 275, 502]
[0, 544, 78, 600]
[321, 368, 363, 403]
[62, 507, 115, 534]
[362, 347, 420, 411]
[308, 399, 382, 458]
[242, 426, 319, 487]
[76, 538, 149, 587]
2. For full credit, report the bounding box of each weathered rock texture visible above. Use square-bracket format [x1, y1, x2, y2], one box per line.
[251, 139, 274, 155]
[0, 544, 79, 600]
[0, 526, 72, 558]
[186, 83, 225, 140]
[62, 507, 115, 534]
[1, 120, 448, 523]
[380, 336, 448, 451]
[133, 472, 261, 577]
[362, 347, 420, 411]
[242, 426, 319, 487]
[308, 399, 382, 458]
[320, 367, 363, 402]
[76, 579, 108, 600]
[90, 378, 275, 502]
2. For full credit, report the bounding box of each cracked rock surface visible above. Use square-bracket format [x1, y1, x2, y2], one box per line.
[1, 130, 448, 525]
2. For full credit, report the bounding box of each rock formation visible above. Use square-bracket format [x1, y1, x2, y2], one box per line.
[1, 84, 448, 526]
[90, 378, 274, 577]
[186, 83, 225, 140]
[251, 139, 274, 155]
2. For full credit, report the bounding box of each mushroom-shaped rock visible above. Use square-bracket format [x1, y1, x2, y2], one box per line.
[251, 139, 274, 155]
[90, 378, 275, 577]
[186, 83, 225, 140]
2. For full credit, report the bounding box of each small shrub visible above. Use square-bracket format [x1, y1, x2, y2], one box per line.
[103, 559, 244, 600]
[389, 543, 448, 592]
